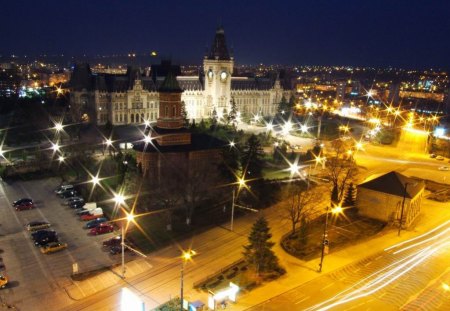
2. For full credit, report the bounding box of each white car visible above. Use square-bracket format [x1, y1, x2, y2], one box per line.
[438, 166, 450, 171]
[436, 156, 445, 161]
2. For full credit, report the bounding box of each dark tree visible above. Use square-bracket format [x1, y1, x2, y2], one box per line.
[243, 216, 282, 276]
[211, 108, 218, 127]
[277, 96, 288, 115]
[342, 182, 357, 207]
[227, 98, 238, 129]
[181, 101, 189, 127]
[241, 134, 264, 179]
[218, 146, 241, 183]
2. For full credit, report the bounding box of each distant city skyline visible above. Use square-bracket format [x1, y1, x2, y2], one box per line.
[1, 0, 449, 68]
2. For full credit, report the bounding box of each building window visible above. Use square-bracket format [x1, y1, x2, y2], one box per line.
[165, 106, 169, 117]
[172, 105, 176, 116]
[131, 114, 134, 123]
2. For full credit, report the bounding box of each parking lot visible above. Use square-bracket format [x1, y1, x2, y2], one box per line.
[0, 178, 118, 310]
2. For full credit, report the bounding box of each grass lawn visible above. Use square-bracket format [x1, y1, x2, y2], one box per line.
[262, 167, 290, 180]
[282, 212, 386, 260]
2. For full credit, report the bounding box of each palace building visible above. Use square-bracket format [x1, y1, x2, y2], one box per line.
[69, 27, 292, 125]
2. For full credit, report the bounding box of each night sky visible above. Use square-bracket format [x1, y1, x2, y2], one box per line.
[1, 0, 449, 68]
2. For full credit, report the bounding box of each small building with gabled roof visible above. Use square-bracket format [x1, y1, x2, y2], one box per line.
[356, 171, 425, 228]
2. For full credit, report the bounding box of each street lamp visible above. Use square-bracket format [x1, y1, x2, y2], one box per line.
[54, 122, 63, 132]
[318, 204, 342, 272]
[180, 249, 196, 311]
[121, 211, 134, 278]
[230, 176, 255, 231]
[51, 142, 60, 152]
[58, 155, 65, 163]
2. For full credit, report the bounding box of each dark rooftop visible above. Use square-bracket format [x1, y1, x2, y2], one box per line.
[358, 171, 424, 198]
[207, 27, 231, 61]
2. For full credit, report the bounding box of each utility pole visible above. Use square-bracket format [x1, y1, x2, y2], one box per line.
[318, 205, 330, 272]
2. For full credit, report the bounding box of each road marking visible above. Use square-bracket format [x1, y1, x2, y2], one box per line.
[295, 296, 310, 304]
[375, 255, 382, 260]
[364, 261, 372, 267]
[320, 282, 335, 291]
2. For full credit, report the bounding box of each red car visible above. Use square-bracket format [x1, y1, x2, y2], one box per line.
[14, 200, 34, 211]
[80, 213, 104, 221]
[90, 223, 114, 235]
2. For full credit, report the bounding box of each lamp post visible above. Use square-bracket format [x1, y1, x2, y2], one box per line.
[114, 193, 129, 278]
[230, 177, 253, 231]
[180, 249, 196, 311]
[318, 204, 342, 272]
[398, 182, 416, 237]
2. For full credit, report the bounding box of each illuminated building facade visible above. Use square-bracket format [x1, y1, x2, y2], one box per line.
[69, 27, 292, 125]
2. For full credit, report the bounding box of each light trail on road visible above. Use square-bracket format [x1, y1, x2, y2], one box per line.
[304, 222, 450, 311]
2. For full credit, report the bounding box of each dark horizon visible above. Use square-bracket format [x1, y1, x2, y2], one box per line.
[1, 0, 449, 69]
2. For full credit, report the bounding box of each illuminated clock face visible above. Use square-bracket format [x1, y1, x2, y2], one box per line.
[207, 69, 213, 80]
[220, 71, 228, 81]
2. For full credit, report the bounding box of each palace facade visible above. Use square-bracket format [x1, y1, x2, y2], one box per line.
[69, 27, 292, 125]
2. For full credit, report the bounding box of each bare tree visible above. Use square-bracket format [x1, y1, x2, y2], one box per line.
[326, 139, 358, 204]
[283, 183, 322, 234]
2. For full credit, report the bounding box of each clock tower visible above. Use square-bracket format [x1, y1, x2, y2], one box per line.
[203, 27, 234, 118]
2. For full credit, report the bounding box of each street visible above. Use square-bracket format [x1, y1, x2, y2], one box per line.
[245, 221, 450, 311]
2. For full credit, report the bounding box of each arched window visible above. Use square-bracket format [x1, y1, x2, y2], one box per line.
[165, 105, 169, 117]
[141, 113, 144, 122]
[172, 105, 176, 116]
[135, 113, 139, 123]
[131, 114, 134, 123]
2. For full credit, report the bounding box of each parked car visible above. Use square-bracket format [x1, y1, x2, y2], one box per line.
[85, 218, 108, 229]
[429, 153, 437, 158]
[13, 198, 33, 207]
[438, 166, 450, 171]
[80, 208, 103, 221]
[69, 201, 86, 209]
[55, 184, 74, 194]
[40, 242, 67, 254]
[436, 156, 445, 161]
[14, 200, 34, 211]
[63, 197, 84, 206]
[34, 234, 59, 247]
[0, 274, 7, 289]
[81, 213, 104, 221]
[102, 235, 122, 247]
[75, 202, 97, 214]
[31, 230, 57, 241]
[26, 221, 51, 231]
[59, 190, 78, 199]
[90, 223, 114, 235]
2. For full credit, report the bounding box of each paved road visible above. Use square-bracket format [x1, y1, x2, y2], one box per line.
[0, 179, 116, 311]
[245, 220, 450, 311]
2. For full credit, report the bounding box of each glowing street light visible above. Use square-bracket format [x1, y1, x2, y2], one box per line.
[58, 155, 65, 163]
[266, 122, 274, 132]
[355, 142, 363, 151]
[144, 135, 152, 144]
[289, 163, 300, 175]
[144, 119, 150, 127]
[105, 139, 113, 146]
[91, 175, 100, 185]
[229, 141, 235, 148]
[51, 142, 60, 152]
[180, 249, 197, 310]
[300, 124, 308, 133]
[114, 193, 125, 205]
[54, 122, 63, 132]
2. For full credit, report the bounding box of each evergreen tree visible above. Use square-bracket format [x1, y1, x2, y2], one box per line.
[277, 96, 288, 115]
[331, 184, 339, 205]
[227, 98, 238, 128]
[218, 145, 241, 183]
[180, 101, 189, 127]
[241, 134, 264, 179]
[342, 182, 357, 207]
[211, 108, 218, 126]
[243, 216, 281, 275]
